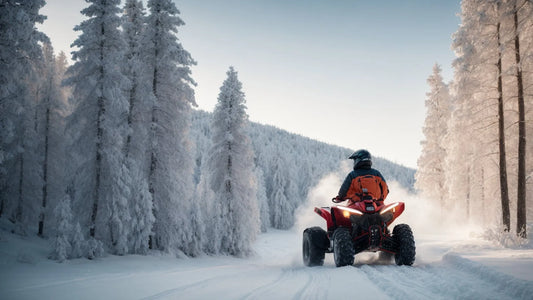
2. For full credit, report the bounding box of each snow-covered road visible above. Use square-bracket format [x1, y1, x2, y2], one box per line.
[1, 229, 533, 300]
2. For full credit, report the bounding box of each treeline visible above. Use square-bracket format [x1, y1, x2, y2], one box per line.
[0, 0, 415, 261]
[416, 0, 532, 238]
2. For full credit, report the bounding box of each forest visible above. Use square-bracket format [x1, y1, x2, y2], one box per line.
[0, 0, 415, 261]
[416, 0, 532, 241]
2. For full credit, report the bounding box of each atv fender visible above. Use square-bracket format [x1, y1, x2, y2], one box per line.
[314, 207, 334, 231]
[381, 202, 405, 226]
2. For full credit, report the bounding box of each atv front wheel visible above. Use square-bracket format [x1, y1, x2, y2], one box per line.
[392, 224, 415, 266]
[333, 227, 354, 267]
[302, 227, 328, 267]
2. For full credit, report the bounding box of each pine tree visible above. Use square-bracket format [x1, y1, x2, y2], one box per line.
[510, 0, 529, 238]
[143, 0, 197, 254]
[122, 0, 149, 158]
[50, 196, 73, 262]
[443, 0, 532, 234]
[205, 67, 260, 256]
[415, 64, 452, 210]
[64, 0, 131, 256]
[446, 0, 507, 227]
[50, 195, 86, 262]
[36, 42, 71, 237]
[0, 0, 47, 231]
[269, 152, 294, 229]
[196, 175, 216, 253]
[496, 12, 511, 232]
[255, 167, 271, 232]
[122, 0, 155, 254]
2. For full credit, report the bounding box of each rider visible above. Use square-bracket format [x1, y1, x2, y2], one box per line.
[333, 149, 389, 206]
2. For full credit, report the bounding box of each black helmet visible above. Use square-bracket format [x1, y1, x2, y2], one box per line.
[349, 149, 372, 169]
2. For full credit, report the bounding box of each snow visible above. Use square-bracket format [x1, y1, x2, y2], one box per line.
[5, 177, 529, 299]
[1, 225, 533, 300]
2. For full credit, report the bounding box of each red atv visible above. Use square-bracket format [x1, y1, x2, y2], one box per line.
[302, 198, 415, 267]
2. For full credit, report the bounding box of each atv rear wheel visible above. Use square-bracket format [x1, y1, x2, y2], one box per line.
[333, 227, 354, 267]
[302, 227, 328, 267]
[392, 224, 415, 266]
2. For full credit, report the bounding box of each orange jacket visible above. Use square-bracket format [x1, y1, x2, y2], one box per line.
[338, 167, 389, 202]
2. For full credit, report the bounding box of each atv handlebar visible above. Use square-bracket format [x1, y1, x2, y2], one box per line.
[332, 196, 384, 203]
[332, 196, 344, 203]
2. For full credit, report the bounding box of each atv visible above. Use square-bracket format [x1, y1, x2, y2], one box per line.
[302, 198, 415, 267]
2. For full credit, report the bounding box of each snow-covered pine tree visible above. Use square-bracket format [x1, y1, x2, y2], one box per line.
[50, 194, 86, 261]
[444, 0, 532, 235]
[143, 0, 198, 254]
[121, 0, 154, 254]
[415, 64, 451, 211]
[122, 0, 149, 159]
[268, 152, 294, 230]
[205, 67, 260, 256]
[517, 0, 533, 238]
[47, 51, 72, 236]
[255, 167, 270, 232]
[508, 0, 531, 239]
[0, 0, 47, 232]
[50, 195, 73, 262]
[453, 0, 506, 226]
[64, 0, 132, 256]
[36, 42, 71, 237]
[187, 180, 206, 256]
[195, 175, 215, 253]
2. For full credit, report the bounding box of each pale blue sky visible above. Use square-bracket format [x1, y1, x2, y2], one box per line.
[40, 0, 461, 168]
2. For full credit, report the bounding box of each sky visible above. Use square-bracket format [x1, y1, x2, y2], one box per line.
[39, 0, 462, 169]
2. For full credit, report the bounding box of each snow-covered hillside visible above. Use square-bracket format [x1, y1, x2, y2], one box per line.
[191, 109, 416, 231]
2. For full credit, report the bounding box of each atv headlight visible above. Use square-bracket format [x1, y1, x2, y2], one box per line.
[337, 206, 363, 216]
[380, 203, 400, 215]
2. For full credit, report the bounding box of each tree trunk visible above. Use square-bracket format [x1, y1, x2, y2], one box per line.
[149, 64, 157, 198]
[16, 153, 24, 224]
[38, 105, 50, 236]
[148, 16, 160, 250]
[125, 82, 135, 158]
[91, 25, 106, 239]
[0, 191, 4, 218]
[148, 68, 157, 249]
[513, 4, 527, 238]
[466, 167, 471, 220]
[481, 167, 486, 226]
[497, 22, 511, 232]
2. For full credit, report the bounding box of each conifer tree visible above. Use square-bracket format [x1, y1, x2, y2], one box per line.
[441, 0, 532, 234]
[50, 195, 86, 261]
[511, 0, 529, 238]
[143, 0, 197, 254]
[205, 67, 260, 256]
[122, 0, 154, 254]
[415, 64, 451, 210]
[35, 42, 71, 237]
[268, 153, 294, 229]
[64, 0, 131, 256]
[0, 0, 47, 230]
[255, 167, 270, 232]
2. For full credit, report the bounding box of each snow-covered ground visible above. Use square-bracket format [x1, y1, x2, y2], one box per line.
[1, 227, 533, 300]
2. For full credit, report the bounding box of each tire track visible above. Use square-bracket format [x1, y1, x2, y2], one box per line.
[292, 267, 329, 300]
[240, 267, 295, 300]
[141, 264, 261, 300]
[359, 256, 533, 300]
